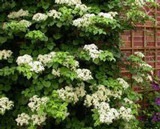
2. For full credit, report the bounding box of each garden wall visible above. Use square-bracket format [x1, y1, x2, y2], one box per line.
[121, 0, 160, 77]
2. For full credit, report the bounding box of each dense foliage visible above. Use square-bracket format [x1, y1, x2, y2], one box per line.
[141, 81, 160, 129]
[0, 0, 157, 129]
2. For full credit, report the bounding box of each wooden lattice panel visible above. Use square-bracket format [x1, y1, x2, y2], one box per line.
[121, 0, 160, 76]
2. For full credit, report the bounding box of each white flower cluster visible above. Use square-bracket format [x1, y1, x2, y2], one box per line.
[131, 51, 153, 83]
[134, 0, 145, 6]
[75, 83, 86, 97]
[146, 74, 153, 81]
[28, 95, 49, 112]
[32, 13, 48, 22]
[52, 69, 61, 77]
[75, 4, 90, 12]
[76, 68, 93, 81]
[16, 95, 48, 126]
[117, 78, 129, 89]
[111, 90, 122, 99]
[95, 102, 134, 124]
[8, 9, 29, 19]
[132, 75, 143, 83]
[0, 50, 12, 60]
[57, 84, 86, 103]
[73, 14, 95, 28]
[16, 54, 33, 65]
[84, 85, 111, 107]
[55, 0, 82, 6]
[16, 113, 30, 126]
[132, 61, 153, 83]
[16, 54, 45, 73]
[134, 51, 145, 58]
[37, 52, 56, 65]
[140, 63, 152, 69]
[132, 73, 152, 83]
[124, 98, 133, 104]
[73, 11, 117, 27]
[15, 113, 30, 126]
[19, 20, 32, 27]
[47, 9, 62, 19]
[29, 61, 45, 73]
[84, 85, 123, 107]
[0, 97, 14, 115]
[63, 59, 79, 70]
[16, 113, 46, 126]
[96, 102, 119, 124]
[98, 12, 118, 19]
[31, 114, 46, 126]
[83, 44, 102, 60]
[119, 106, 134, 121]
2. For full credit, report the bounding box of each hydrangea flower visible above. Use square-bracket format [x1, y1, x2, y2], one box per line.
[37, 52, 56, 65]
[0, 50, 12, 60]
[16, 54, 33, 65]
[76, 68, 93, 81]
[8, 9, 29, 19]
[117, 78, 129, 89]
[55, 0, 82, 6]
[134, 51, 145, 58]
[84, 85, 110, 107]
[52, 69, 61, 77]
[15, 113, 30, 126]
[96, 102, 119, 124]
[32, 13, 48, 21]
[0, 97, 14, 115]
[75, 4, 90, 12]
[57, 85, 86, 103]
[31, 114, 46, 126]
[19, 20, 32, 27]
[73, 14, 95, 28]
[132, 75, 143, 83]
[119, 106, 134, 121]
[124, 98, 133, 104]
[16, 54, 45, 73]
[98, 12, 117, 19]
[28, 95, 49, 112]
[47, 9, 62, 19]
[83, 44, 102, 60]
[29, 61, 45, 73]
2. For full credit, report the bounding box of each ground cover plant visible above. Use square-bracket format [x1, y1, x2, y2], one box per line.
[0, 0, 157, 129]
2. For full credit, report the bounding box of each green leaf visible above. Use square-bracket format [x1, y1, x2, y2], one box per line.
[45, 81, 51, 88]
[0, 36, 7, 44]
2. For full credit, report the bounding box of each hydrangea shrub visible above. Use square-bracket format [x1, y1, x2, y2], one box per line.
[0, 0, 156, 129]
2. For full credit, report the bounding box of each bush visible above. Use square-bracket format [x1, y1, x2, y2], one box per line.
[0, 0, 156, 128]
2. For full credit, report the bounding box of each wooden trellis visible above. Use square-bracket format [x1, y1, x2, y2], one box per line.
[121, 0, 160, 77]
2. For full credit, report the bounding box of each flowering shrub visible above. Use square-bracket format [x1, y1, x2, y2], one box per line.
[0, 0, 157, 129]
[125, 52, 160, 129]
[0, 97, 13, 115]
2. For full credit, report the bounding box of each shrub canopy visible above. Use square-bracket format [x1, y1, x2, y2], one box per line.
[0, 0, 156, 129]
